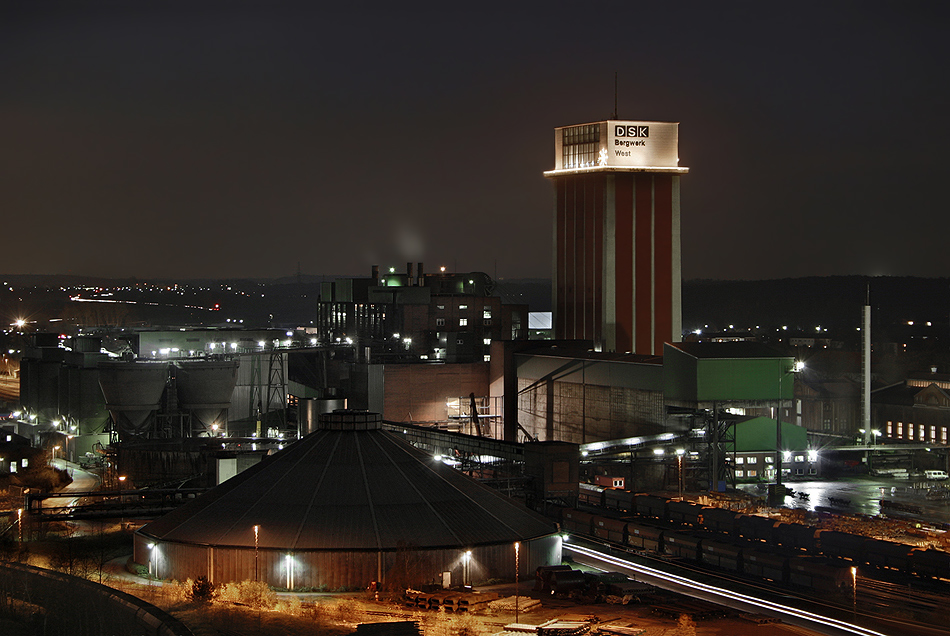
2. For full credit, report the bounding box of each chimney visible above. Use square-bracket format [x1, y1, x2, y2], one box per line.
[371, 265, 379, 283]
[407, 262, 414, 286]
[417, 262, 424, 287]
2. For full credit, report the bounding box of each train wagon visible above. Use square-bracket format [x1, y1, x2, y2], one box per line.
[561, 508, 596, 535]
[634, 494, 669, 520]
[701, 506, 739, 535]
[592, 516, 627, 544]
[743, 548, 787, 582]
[910, 547, 950, 579]
[625, 522, 663, 552]
[667, 500, 705, 527]
[862, 538, 912, 571]
[736, 514, 777, 544]
[788, 557, 851, 591]
[816, 530, 864, 562]
[664, 532, 702, 561]
[702, 539, 742, 572]
[774, 522, 819, 552]
[603, 488, 635, 512]
[578, 483, 605, 507]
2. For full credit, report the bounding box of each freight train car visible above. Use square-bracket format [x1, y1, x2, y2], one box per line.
[775, 522, 819, 553]
[788, 558, 851, 591]
[862, 538, 913, 571]
[592, 517, 627, 544]
[736, 514, 778, 544]
[625, 522, 663, 551]
[743, 548, 787, 583]
[701, 507, 740, 535]
[664, 532, 702, 560]
[561, 508, 596, 535]
[633, 494, 669, 520]
[578, 483, 606, 507]
[667, 500, 705, 527]
[911, 548, 950, 579]
[702, 539, 742, 571]
[604, 488, 635, 512]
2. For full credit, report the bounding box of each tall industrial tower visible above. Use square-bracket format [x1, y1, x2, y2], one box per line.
[544, 120, 688, 355]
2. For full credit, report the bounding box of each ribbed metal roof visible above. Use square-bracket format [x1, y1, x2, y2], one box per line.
[140, 427, 557, 550]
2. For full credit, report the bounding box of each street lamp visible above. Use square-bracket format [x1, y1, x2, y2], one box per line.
[463, 550, 472, 587]
[254, 525, 260, 582]
[514, 542, 520, 623]
[775, 361, 803, 492]
[676, 448, 686, 500]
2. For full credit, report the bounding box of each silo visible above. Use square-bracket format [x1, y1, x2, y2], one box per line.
[174, 359, 239, 434]
[298, 396, 346, 436]
[98, 361, 169, 437]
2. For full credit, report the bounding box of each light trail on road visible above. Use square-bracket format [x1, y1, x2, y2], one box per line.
[565, 541, 894, 636]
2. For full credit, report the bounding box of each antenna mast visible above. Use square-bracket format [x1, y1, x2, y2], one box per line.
[613, 71, 618, 119]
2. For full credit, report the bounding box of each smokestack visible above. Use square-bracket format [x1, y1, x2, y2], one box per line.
[862, 300, 871, 445]
[407, 262, 413, 286]
[417, 262, 424, 286]
[371, 265, 379, 283]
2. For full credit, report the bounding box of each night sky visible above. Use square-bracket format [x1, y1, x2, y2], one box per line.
[3, 2, 948, 281]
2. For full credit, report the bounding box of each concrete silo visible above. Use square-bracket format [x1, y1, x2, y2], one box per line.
[174, 359, 239, 435]
[97, 361, 169, 438]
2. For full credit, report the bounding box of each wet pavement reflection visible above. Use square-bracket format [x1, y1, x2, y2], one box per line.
[737, 477, 950, 525]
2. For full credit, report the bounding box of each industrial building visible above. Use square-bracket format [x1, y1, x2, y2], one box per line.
[316, 264, 528, 363]
[134, 410, 560, 590]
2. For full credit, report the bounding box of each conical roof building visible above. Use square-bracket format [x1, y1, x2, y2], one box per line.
[134, 411, 560, 590]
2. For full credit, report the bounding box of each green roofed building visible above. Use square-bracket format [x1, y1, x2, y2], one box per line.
[732, 416, 816, 482]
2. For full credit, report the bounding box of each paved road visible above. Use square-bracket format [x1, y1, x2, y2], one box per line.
[738, 477, 950, 524]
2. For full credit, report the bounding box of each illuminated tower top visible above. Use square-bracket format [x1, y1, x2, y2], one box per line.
[544, 120, 687, 176]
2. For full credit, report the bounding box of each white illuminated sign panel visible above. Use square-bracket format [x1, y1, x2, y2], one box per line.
[552, 120, 680, 172]
[606, 120, 679, 168]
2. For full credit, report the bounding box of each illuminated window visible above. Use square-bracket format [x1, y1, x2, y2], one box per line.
[794, 455, 805, 463]
[483, 354, 490, 362]
[931, 425, 937, 442]
[747, 456, 757, 464]
[897, 422, 904, 437]
[942, 428, 948, 444]
[437, 305, 445, 310]
[747, 469, 757, 477]
[735, 470, 744, 478]
[562, 124, 601, 168]
[483, 308, 492, 319]
[459, 305, 468, 310]
[886, 421, 893, 436]
[765, 456, 773, 464]
[483, 338, 491, 345]
[920, 424, 925, 440]
[459, 318, 468, 327]
[735, 457, 744, 465]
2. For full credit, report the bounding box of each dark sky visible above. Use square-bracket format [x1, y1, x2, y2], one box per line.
[2, 2, 948, 281]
